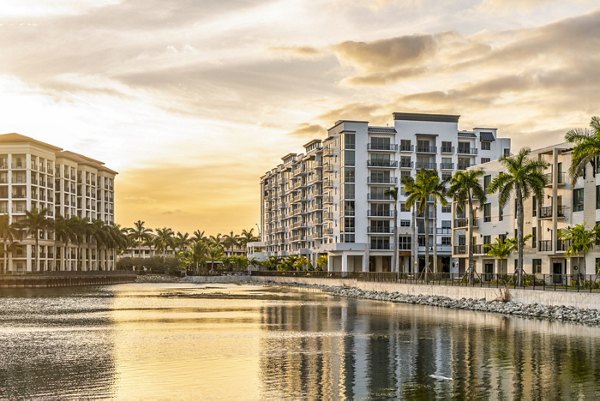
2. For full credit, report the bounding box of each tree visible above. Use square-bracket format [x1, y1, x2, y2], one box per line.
[448, 169, 487, 284]
[154, 227, 175, 260]
[53, 215, 76, 271]
[128, 220, 154, 258]
[0, 215, 19, 274]
[565, 116, 600, 183]
[174, 232, 191, 252]
[68, 216, 90, 271]
[192, 230, 206, 244]
[403, 170, 447, 283]
[485, 236, 517, 279]
[316, 255, 328, 271]
[385, 186, 399, 273]
[18, 207, 51, 272]
[222, 231, 239, 256]
[559, 224, 595, 277]
[239, 228, 260, 249]
[487, 148, 548, 286]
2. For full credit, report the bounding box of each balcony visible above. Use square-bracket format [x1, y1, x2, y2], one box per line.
[399, 161, 413, 169]
[368, 193, 393, 201]
[368, 226, 392, 234]
[368, 143, 398, 151]
[457, 163, 473, 171]
[399, 144, 414, 152]
[454, 218, 478, 228]
[367, 160, 398, 168]
[557, 239, 571, 252]
[472, 244, 485, 255]
[544, 172, 566, 186]
[457, 148, 478, 155]
[539, 240, 552, 252]
[453, 245, 467, 255]
[323, 179, 334, 188]
[368, 177, 398, 185]
[441, 146, 454, 154]
[415, 162, 437, 169]
[539, 205, 566, 219]
[370, 243, 392, 250]
[367, 210, 394, 217]
[416, 146, 437, 154]
[323, 196, 334, 204]
[440, 162, 454, 170]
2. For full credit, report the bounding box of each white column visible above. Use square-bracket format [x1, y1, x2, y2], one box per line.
[327, 254, 334, 272]
[362, 252, 369, 272]
[341, 253, 348, 273]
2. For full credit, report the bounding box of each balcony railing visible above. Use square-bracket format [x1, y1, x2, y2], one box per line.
[539, 240, 552, 252]
[454, 218, 478, 228]
[415, 162, 437, 169]
[440, 146, 454, 154]
[368, 210, 394, 217]
[399, 161, 413, 168]
[367, 160, 398, 168]
[544, 172, 566, 186]
[368, 193, 392, 201]
[440, 162, 454, 170]
[370, 244, 392, 250]
[416, 146, 437, 153]
[453, 245, 467, 254]
[457, 164, 473, 171]
[368, 226, 392, 234]
[399, 144, 414, 152]
[368, 177, 398, 184]
[368, 143, 398, 151]
[539, 205, 566, 219]
[557, 240, 572, 252]
[457, 148, 478, 155]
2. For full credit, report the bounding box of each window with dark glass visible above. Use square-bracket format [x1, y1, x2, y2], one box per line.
[532, 227, 536, 247]
[481, 141, 491, 150]
[400, 139, 412, 151]
[573, 188, 584, 212]
[532, 259, 542, 274]
[483, 175, 491, 191]
[484, 203, 491, 222]
[441, 141, 453, 153]
[344, 133, 355, 149]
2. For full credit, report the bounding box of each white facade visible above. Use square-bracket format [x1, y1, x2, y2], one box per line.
[0, 133, 117, 273]
[453, 142, 600, 279]
[261, 112, 511, 272]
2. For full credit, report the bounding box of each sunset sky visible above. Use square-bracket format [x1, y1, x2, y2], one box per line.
[0, 0, 598, 235]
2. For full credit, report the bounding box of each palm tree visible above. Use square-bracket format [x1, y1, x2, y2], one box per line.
[487, 148, 549, 286]
[53, 215, 77, 271]
[239, 228, 259, 249]
[192, 230, 207, 244]
[559, 224, 595, 278]
[68, 216, 89, 271]
[18, 207, 51, 272]
[565, 116, 600, 182]
[175, 231, 191, 252]
[209, 234, 224, 251]
[447, 169, 487, 284]
[128, 220, 154, 258]
[154, 227, 175, 260]
[222, 231, 239, 256]
[384, 187, 399, 273]
[0, 215, 19, 274]
[190, 240, 208, 273]
[403, 170, 447, 283]
[485, 236, 517, 280]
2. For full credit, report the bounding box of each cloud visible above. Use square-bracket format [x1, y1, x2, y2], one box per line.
[290, 123, 325, 138]
[268, 45, 322, 58]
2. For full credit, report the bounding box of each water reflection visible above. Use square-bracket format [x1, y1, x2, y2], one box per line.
[0, 284, 599, 400]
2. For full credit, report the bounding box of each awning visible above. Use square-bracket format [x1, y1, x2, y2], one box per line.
[480, 132, 495, 142]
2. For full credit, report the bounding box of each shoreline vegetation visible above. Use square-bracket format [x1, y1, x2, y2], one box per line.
[134, 274, 600, 327]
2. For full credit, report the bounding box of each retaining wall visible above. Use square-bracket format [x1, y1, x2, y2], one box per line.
[251, 276, 600, 310]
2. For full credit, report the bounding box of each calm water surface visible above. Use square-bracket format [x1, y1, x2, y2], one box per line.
[1, 283, 599, 400]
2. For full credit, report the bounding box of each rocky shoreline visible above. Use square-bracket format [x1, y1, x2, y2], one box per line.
[269, 281, 600, 327]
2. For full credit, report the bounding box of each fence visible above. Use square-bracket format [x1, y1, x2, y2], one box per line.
[250, 271, 600, 293]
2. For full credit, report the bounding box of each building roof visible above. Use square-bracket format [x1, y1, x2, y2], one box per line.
[0, 133, 63, 151]
[458, 131, 477, 138]
[368, 126, 397, 134]
[393, 112, 460, 123]
[57, 151, 118, 175]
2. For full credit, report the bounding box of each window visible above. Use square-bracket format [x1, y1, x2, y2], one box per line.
[370, 236, 389, 250]
[344, 150, 355, 166]
[344, 184, 355, 200]
[596, 185, 600, 209]
[484, 203, 491, 222]
[481, 141, 491, 150]
[400, 139, 412, 151]
[442, 204, 452, 213]
[400, 202, 409, 212]
[483, 175, 491, 191]
[344, 167, 355, 183]
[344, 218, 355, 232]
[442, 237, 452, 246]
[344, 133, 355, 150]
[442, 220, 451, 229]
[400, 220, 411, 227]
[481, 158, 490, 163]
[532, 259, 542, 274]
[344, 201, 355, 216]
[532, 227, 536, 248]
[371, 137, 390, 150]
[483, 235, 491, 245]
[499, 205, 503, 221]
[503, 148, 510, 157]
[532, 195, 537, 217]
[458, 142, 471, 153]
[573, 188, 584, 212]
[441, 141, 453, 153]
[398, 236, 411, 250]
[400, 156, 412, 168]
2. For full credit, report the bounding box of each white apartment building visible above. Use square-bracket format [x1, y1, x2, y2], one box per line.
[453, 142, 600, 280]
[0, 133, 117, 273]
[261, 112, 511, 273]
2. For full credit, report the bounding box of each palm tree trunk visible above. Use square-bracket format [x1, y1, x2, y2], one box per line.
[35, 236, 39, 273]
[516, 186, 524, 287]
[468, 196, 474, 285]
[433, 202, 438, 275]
[424, 203, 429, 284]
[393, 201, 398, 273]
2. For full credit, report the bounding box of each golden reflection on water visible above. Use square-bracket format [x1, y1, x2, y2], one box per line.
[1, 283, 600, 400]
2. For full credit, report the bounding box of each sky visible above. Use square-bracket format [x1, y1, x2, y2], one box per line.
[0, 0, 598, 235]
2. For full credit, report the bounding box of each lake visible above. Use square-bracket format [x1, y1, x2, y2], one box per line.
[1, 283, 599, 400]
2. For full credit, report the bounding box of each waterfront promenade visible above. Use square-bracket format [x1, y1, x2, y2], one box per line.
[0, 271, 137, 288]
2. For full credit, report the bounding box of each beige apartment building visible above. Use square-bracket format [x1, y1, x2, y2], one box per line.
[453, 142, 600, 280]
[0, 133, 117, 273]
